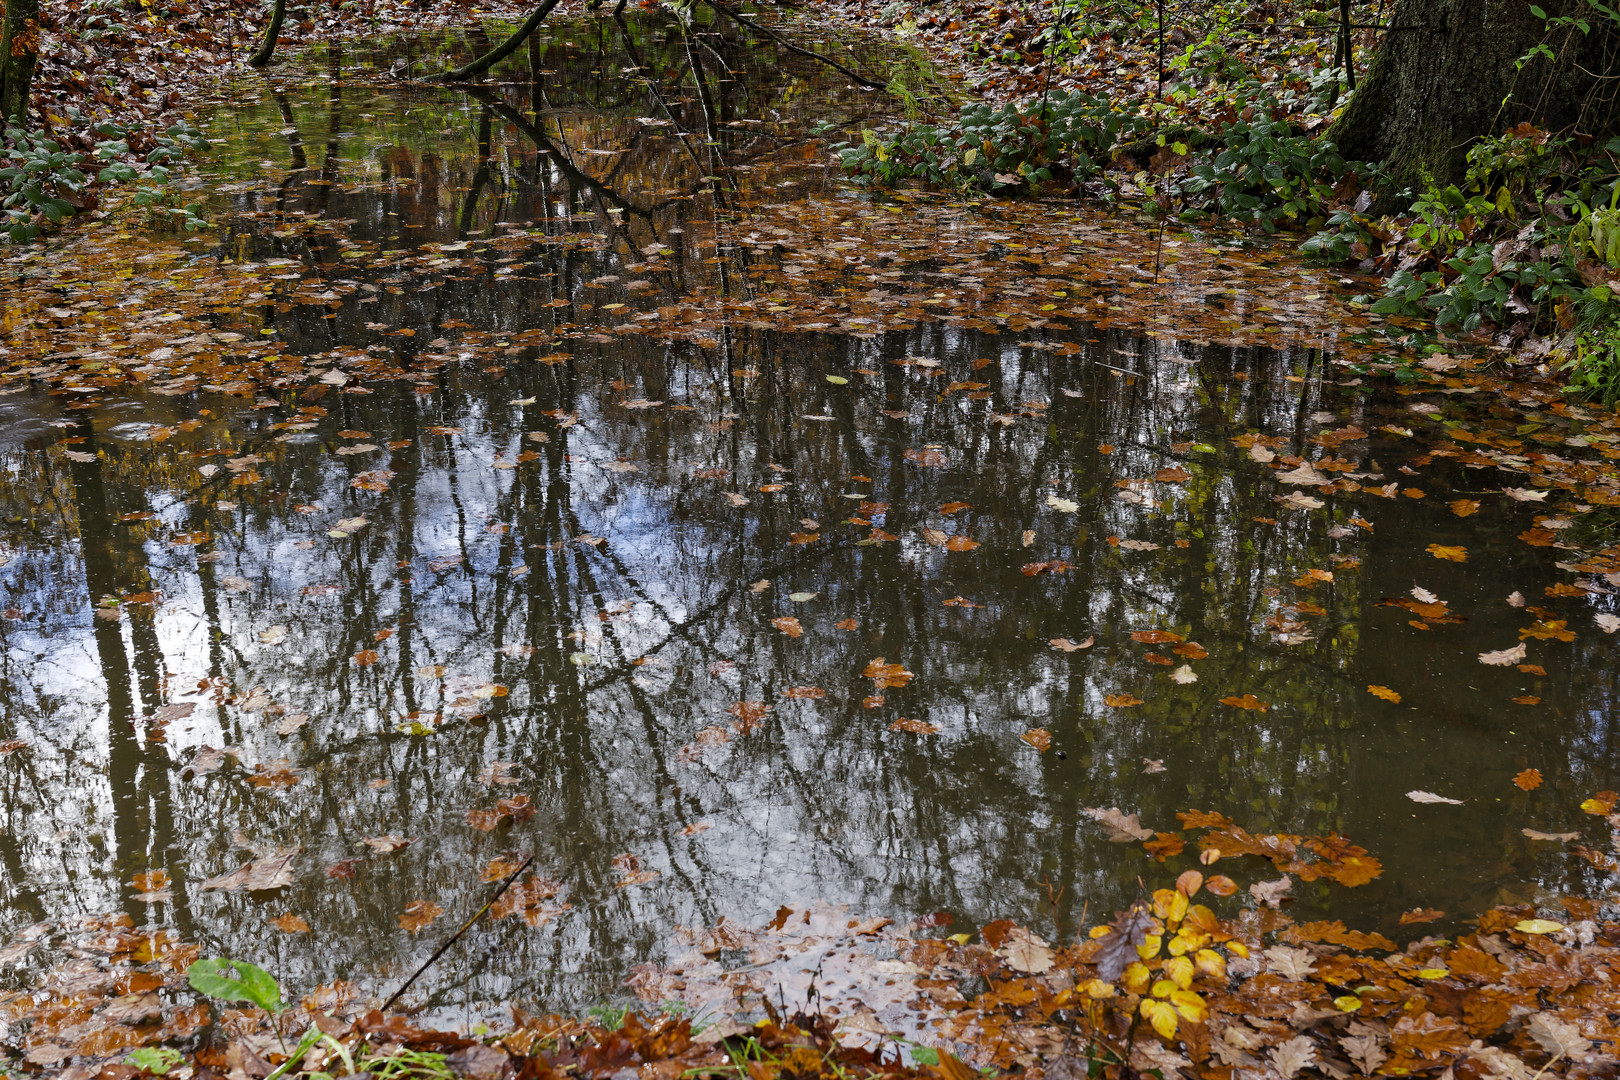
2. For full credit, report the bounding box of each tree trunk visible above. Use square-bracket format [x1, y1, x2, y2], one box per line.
[1333, 0, 1620, 187]
[249, 0, 287, 68]
[1334, 0, 1620, 187]
[0, 0, 41, 124]
[433, 0, 564, 82]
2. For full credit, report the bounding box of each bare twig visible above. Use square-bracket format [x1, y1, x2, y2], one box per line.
[378, 854, 535, 1013]
[701, 0, 890, 90]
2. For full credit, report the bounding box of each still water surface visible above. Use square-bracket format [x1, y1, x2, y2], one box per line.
[1, 11, 1617, 1019]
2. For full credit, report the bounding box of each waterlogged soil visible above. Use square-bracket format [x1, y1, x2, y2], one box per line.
[2, 10, 1620, 1025]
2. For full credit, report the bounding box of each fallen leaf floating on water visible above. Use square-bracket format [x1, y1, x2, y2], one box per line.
[1276, 463, 1328, 486]
[271, 914, 309, 934]
[131, 870, 171, 903]
[862, 657, 914, 689]
[1427, 543, 1468, 562]
[467, 796, 535, 832]
[399, 901, 445, 934]
[1020, 728, 1051, 752]
[257, 624, 288, 645]
[1250, 876, 1293, 908]
[1049, 636, 1093, 652]
[1503, 487, 1550, 501]
[889, 717, 940, 735]
[1130, 629, 1184, 644]
[1597, 613, 1620, 634]
[1514, 769, 1544, 791]
[1082, 806, 1154, 842]
[1582, 791, 1619, 814]
[1407, 791, 1465, 805]
[490, 876, 570, 927]
[200, 847, 298, 892]
[903, 447, 947, 468]
[476, 761, 520, 786]
[1399, 908, 1447, 925]
[1480, 643, 1528, 665]
[770, 616, 803, 638]
[1523, 828, 1581, 841]
[614, 853, 660, 888]
[1367, 685, 1402, 703]
[1045, 494, 1079, 512]
[1221, 694, 1269, 711]
[1104, 693, 1144, 707]
[1169, 664, 1197, 683]
[362, 834, 417, 853]
[1142, 758, 1166, 774]
[481, 855, 526, 882]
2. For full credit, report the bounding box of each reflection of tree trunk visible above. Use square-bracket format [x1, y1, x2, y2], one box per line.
[63, 426, 150, 923]
[273, 89, 308, 171]
[458, 109, 495, 238]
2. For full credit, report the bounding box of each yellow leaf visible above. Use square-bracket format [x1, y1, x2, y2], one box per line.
[1122, 962, 1152, 994]
[1194, 948, 1226, 981]
[1514, 919, 1563, 934]
[1151, 979, 1176, 999]
[1165, 955, 1194, 990]
[1169, 988, 1206, 1023]
[1140, 999, 1178, 1040]
[949, 933, 971, 944]
[1334, 995, 1362, 1012]
[1367, 684, 1402, 703]
[1135, 933, 1163, 960]
[1427, 543, 1468, 562]
[1417, 968, 1449, 980]
[1152, 888, 1189, 926]
[1227, 941, 1250, 958]
[1083, 979, 1115, 998]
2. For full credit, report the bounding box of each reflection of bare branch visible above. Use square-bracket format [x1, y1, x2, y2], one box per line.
[702, 0, 890, 89]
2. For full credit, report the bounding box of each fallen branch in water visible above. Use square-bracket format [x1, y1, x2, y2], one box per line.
[701, 0, 890, 90]
[430, 0, 564, 81]
[378, 853, 535, 1012]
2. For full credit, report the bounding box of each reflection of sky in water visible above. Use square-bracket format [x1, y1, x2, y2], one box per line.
[2, 14, 1619, 1020]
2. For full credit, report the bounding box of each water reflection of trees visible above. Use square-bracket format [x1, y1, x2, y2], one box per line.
[3, 12, 1619, 1014]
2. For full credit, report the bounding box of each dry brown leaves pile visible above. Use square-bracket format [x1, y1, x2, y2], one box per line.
[6, 867, 1620, 1080]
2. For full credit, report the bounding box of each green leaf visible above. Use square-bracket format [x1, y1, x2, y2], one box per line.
[127, 1048, 186, 1075]
[187, 957, 286, 1013]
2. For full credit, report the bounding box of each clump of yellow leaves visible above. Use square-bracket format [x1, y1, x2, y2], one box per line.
[1083, 871, 1248, 1041]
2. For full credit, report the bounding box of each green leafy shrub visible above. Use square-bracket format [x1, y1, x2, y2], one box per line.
[1179, 114, 1369, 231]
[1, 114, 208, 242]
[839, 90, 1152, 192]
[1, 125, 90, 242]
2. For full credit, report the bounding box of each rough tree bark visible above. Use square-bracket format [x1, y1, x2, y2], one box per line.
[0, 0, 42, 124]
[249, 0, 287, 67]
[432, 0, 565, 82]
[1333, 0, 1620, 187]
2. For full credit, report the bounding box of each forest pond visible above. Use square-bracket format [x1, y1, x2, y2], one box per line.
[2, 10, 1619, 1023]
